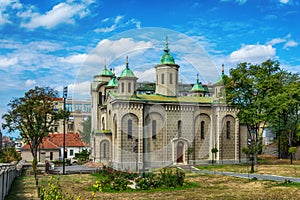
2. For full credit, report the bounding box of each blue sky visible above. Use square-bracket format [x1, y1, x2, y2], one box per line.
[1, 0, 300, 135]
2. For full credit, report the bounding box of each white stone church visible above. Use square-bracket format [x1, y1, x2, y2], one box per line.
[90, 39, 247, 171]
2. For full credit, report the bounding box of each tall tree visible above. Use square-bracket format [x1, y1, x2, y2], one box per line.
[78, 116, 91, 144]
[223, 59, 284, 164]
[2, 86, 64, 186]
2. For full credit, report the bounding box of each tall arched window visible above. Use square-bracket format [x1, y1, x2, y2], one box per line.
[128, 82, 131, 93]
[178, 120, 182, 138]
[121, 82, 124, 93]
[114, 118, 117, 139]
[201, 121, 205, 139]
[102, 117, 105, 130]
[226, 121, 231, 139]
[128, 119, 132, 139]
[161, 73, 164, 84]
[152, 120, 157, 139]
[103, 143, 107, 158]
[170, 73, 173, 84]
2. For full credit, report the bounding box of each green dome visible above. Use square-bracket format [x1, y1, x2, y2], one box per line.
[214, 64, 225, 86]
[107, 76, 118, 87]
[119, 57, 136, 78]
[160, 51, 175, 64]
[191, 82, 206, 92]
[100, 68, 113, 76]
[160, 37, 175, 64]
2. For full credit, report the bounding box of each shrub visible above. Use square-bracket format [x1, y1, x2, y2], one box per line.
[0, 146, 21, 163]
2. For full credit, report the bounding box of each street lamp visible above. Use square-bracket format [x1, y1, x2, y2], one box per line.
[133, 139, 138, 172]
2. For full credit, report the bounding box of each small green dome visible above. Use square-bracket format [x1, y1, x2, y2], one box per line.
[191, 74, 206, 92]
[100, 68, 113, 77]
[107, 76, 118, 87]
[214, 64, 225, 86]
[160, 37, 175, 64]
[119, 57, 136, 78]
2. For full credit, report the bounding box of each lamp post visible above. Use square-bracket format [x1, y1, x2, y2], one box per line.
[133, 139, 138, 172]
[63, 86, 68, 175]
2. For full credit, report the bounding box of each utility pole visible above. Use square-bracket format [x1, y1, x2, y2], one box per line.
[63, 86, 68, 175]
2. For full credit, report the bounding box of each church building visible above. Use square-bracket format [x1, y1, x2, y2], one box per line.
[90, 38, 247, 171]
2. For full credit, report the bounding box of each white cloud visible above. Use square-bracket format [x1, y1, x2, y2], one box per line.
[279, 0, 289, 4]
[267, 38, 286, 45]
[68, 81, 91, 98]
[284, 40, 298, 49]
[25, 79, 36, 87]
[0, 57, 18, 68]
[59, 54, 88, 65]
[20, 2, 93, 29]
[94, 15, 141, 33]
[229, 44, 276, 62]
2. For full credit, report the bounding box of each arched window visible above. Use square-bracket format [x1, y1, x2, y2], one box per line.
[102, 117, 105, 130]
[152, 120, 157, 139]
[100, 140, 109, 159]
[226, 121, 231, 139]
[170, 73, 173, 84]
[121, 82, 124, 93]
[128, 82, 131, 93]
[114, 118, 117, 139]
[103, 143, 107, 158]
[178, 120, 182, 138]
[161, 73, 164, 84]
[128, 119, 132, 139]
[201, 121, 205, 139]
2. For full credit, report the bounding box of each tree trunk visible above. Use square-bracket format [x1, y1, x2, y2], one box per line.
[32, 147, 39, 187]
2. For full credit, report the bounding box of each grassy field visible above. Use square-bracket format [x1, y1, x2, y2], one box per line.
[6, 155, 300, 200]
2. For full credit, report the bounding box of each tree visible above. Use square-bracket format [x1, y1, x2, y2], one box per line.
[78, 116, 91, 144]
[211, 148, 218, 165]
[0, 146, 22, 163]
[2, 86, 64, 186]
[224, 59, 284, 164]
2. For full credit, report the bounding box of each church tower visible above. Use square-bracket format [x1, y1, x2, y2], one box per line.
[117, 56, 138, 97]
[155, 37, 180, 97]
[190, 74, 206, 97]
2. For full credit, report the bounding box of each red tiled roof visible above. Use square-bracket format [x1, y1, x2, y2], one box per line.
[47, 133, 86, 147]
[22, 133, 86, 150]
[22, 137, 59, 150]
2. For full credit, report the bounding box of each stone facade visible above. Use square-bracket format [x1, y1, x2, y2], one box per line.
[90, 39, 247, 171]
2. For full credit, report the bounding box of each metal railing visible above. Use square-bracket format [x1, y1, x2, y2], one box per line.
[0, 163, 22, 200]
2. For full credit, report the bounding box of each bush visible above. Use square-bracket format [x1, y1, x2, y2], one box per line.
[0, 146, 21, 163]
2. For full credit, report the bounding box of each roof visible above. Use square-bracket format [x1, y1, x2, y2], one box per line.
[160, 38, 175, 64]
[191, 76, 206, 92]
[22, 133, 86, 150]
[119, 57, 136, 78]
[110, 92, 213, 104]
[100, 68, 113, 77]
[107, 76, 118, 87]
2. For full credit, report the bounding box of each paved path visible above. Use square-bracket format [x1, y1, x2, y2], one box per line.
[178, 165, 300, 183]
[52, 164, 99, 174]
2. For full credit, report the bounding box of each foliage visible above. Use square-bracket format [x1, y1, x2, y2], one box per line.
[211, 148, 218, 154]
[40, 176, 81, 200]
[74, 149, 90, 163]
[223, 60, 288, 163]
[0, 146, 21, 163]
[78, 116, 91, 144]
[2, 86, 66, 186]
[92, 166, 185, 192]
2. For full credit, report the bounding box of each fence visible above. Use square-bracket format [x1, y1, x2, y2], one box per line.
[0, 163, 22, 200]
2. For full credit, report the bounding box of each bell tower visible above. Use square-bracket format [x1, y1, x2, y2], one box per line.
[155, 36, 180, 97]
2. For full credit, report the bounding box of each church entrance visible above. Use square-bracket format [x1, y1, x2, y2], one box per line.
[177, 141, 184, 163]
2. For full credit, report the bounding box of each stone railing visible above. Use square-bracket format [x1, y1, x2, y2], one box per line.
[0, 162, 22, 200]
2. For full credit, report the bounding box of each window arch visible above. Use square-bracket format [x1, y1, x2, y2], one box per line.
[100, 140, 110, 159]
[128, 119, 132, 139]
[178, 120, 182, 138]
[152, 120, 157, 139]
[121, 82, 124, 93]
[170, 73, 173, 84]
[226, 121, 231, 139]
[102, 117, 105, 130]
[128, 82, 131, 93]
[161, 73, 164, 84]
[201, 121, 205, 139]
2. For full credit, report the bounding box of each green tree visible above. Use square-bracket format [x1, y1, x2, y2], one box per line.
[0, 146, 22, 163]
[224, 59, 284, 164]
[2, 86, 64, 186]
[268, 72, 300, 160]
[78, 116, 91, 144]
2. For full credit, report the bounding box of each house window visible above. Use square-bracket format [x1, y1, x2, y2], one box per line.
[84, 104, 91, 112]
[178, 120, 182, 138]
[54, 126, 58, 132]
[226, 121, 231, 139]
[161, 73, 164, 84]
[121, 82, 124, 93]
[50, 152, 53, 160]
[70, 149, 74, 156]
[103, 143, 107, 159]
[128, 82, 131, 93]
[74, 104, 82, 111]
[128, 119, 132, 139]
[66, 103, 72, 112]
[170, 73, 173, 84]
[102, 117, 105, 130]
[152, 120, 157, 139]
[114, 119, 117, 139]
[201, 121, 205, 139]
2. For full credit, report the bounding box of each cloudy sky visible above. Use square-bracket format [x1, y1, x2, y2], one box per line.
[1, 0, 300, 135]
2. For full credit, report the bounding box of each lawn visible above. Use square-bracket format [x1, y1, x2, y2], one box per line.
[6, 155, 300, 200]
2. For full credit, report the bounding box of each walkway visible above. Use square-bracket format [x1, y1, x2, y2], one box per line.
[178, 165, 300, 183]
[52, 164, 99, 174]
